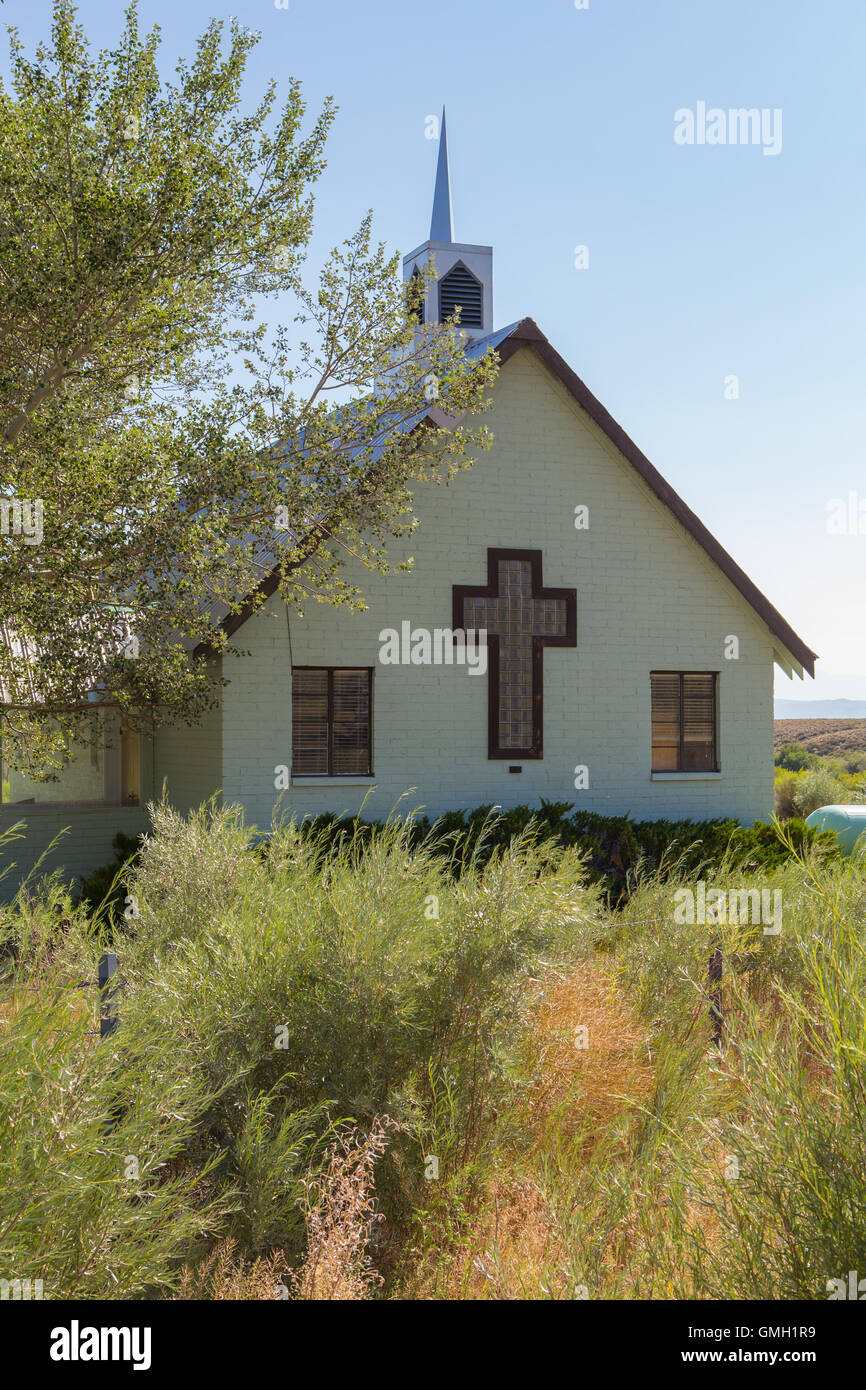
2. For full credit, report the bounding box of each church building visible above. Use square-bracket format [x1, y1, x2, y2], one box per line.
[0, 113, 816, 894]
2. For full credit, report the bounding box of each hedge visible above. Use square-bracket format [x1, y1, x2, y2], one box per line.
[76, 801, 841, 921]
[272, 801, 840, 905]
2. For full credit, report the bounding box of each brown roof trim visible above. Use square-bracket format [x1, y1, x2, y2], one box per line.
[499, 318, 816, 677]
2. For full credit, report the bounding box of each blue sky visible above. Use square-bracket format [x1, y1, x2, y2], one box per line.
[6, 0, 865, 701]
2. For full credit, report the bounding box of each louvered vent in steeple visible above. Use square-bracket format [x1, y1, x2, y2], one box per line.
[438, 262, 483, 328]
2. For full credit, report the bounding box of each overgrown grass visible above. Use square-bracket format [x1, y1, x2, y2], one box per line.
[0, 799, 595, 1297]
[75, 798, 841, 924]
[411, 829, 866, 1300]
[0, 886, 227, 1298]
[3, 802, 865, 1300]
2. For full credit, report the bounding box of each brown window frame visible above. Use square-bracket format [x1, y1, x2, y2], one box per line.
[650, 671, 719, 773]
[291, 667, 373, 778]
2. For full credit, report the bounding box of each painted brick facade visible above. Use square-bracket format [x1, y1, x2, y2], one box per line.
[0, 805, 150, 896]
[0, 694, 222, 900]
[0, 342, 780, 900]
[221, 346, 775, 829]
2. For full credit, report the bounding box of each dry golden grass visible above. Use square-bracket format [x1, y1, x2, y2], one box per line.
[523, 961, 656, 1149]
[413, 958, 659, 1299]
[177, 1123, 391, 1301]
[175, 1239, 290, 1301]
[290, 1119, 389, 1301]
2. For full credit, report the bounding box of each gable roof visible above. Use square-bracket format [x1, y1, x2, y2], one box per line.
[490, 319, 816, 678]
[215, 316, 816, 678]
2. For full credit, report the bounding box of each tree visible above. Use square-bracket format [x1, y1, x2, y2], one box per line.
[0, 2, 498, 775]
[774, 743, 813, 772]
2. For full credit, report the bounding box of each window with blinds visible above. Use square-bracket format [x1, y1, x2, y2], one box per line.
[291, 668, 372, 777]
[651, 672, 718, 772]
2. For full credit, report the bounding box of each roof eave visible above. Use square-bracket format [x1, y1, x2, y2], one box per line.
[496, 318, 817, 680]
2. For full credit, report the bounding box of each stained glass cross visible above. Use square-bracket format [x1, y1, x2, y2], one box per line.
[453, 549, 577, 758]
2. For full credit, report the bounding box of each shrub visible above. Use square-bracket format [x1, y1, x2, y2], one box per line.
[111, 800, 596, 1264]
[523, 846, 866, 1301]
[3, 796, 854, 1301]
[284, 803, 840, 905]
[676, 859, 866, 1298]
[775, 742, 814, 771]
[124, 802, 593, 1121]
[76, 831, 143, 929]
[842, 748, 866, 774]
[75, 799, 840, 927]
[842, 770, 866, 802]
[774, 769, 801, 820]
[792, 768, 851, 818]
[3, 799, 598, 1295]
[0, 944, 228, 1297]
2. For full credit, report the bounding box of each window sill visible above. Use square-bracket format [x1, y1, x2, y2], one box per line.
[290, 777, 376, 788]
[651, 772, 721, 781]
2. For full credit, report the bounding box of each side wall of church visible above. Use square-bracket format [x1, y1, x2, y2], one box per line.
[152, 677, 223, 814]
[0, 681, 223, 901]
[220, 347, 775, 830]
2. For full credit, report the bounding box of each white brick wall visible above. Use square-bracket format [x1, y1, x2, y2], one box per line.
[0, 805, 150, 899]
[2, 342, 776, 903]
[0, 695, 222, 901]
[153, 688, 222, 814]
[221, 347, 775, 828]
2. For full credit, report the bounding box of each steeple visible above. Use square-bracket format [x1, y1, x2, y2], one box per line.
[403, 108, 493, 342]
[429, 107, 454, 242]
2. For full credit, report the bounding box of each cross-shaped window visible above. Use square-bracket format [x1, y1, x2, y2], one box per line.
[453, 549, 577, 758]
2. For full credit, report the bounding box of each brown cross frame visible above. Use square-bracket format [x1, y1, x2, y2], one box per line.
[452, 548, 577, 759]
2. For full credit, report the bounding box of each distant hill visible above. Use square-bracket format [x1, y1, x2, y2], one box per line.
[774, 719, 866, 755]
[774, 699, 866, 719]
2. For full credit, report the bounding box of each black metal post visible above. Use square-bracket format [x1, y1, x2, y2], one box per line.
[98, 951, 118, 1038]
[708, 944, 723, 1047]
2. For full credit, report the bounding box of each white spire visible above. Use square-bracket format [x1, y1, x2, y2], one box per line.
[404, 105, 493, 340]
[430, 107, 453, 242]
